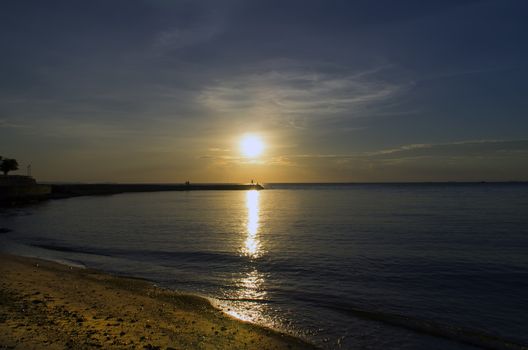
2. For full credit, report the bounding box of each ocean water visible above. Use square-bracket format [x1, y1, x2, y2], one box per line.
[1, 183, 528, 349]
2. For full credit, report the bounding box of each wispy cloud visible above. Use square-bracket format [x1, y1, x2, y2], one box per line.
[199, 153, 295, 167]
[199, 64, 405, 128]
[369, 139, 528, 158]
[0, 118, 27, 129]
[279, 139, 528, 163]
[200, 139, 528, 171]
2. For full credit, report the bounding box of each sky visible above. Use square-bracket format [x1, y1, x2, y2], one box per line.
[1, 0, 527, 183]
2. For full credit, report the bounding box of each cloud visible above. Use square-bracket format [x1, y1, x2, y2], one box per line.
[0, 118, 27, 129]
[199, 63, 404, 128]
[199, 153, 294, 167]
[201, 139, 528, 170]
[251, 139, 528, 181]
[282, 139, 528, 163]
[369, 139, 528, 159]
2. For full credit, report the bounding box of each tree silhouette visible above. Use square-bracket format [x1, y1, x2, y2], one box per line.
[1, 158, 18, 175]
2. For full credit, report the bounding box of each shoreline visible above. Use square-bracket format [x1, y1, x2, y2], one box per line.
[0, 253, 317, 349]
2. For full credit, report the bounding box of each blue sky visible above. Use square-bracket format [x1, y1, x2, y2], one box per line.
[1, 0, 527, 182]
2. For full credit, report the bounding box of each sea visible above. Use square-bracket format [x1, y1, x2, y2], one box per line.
[1, 183, 527, 349]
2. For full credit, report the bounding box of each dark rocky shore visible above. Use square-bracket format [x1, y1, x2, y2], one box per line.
[0, 175, 51, 205]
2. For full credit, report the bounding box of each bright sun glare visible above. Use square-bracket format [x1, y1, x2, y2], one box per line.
[240, 134, 265, 158]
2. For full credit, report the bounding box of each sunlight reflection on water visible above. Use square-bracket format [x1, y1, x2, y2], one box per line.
[242, 190, 262, 258]
[224, 190, 275, 326]
[224, 268, 269, 323]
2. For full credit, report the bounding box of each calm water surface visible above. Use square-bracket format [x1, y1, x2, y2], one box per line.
[1, 183, 528, 349]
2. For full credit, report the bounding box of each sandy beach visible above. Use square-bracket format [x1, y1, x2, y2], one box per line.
[0, 254, 317, 350]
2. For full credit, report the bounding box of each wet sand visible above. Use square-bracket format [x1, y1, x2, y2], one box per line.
[0, 254, 317, 349]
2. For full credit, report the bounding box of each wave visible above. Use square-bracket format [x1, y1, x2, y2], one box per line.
[293, 293, 527, 350]
[29, 241, 528, 349]
[215, 297, 272, 304]
[29, 242, 247, 265]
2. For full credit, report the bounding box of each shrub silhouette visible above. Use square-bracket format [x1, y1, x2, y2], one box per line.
[1, 158, 19, 175]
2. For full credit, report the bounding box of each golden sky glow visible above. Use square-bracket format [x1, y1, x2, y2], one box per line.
[1, 2, 528, 183]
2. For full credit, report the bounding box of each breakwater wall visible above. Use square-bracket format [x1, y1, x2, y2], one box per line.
[50, 183, 264, 199]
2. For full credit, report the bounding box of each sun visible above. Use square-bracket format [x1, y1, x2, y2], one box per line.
[240, 134, 265, 158]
